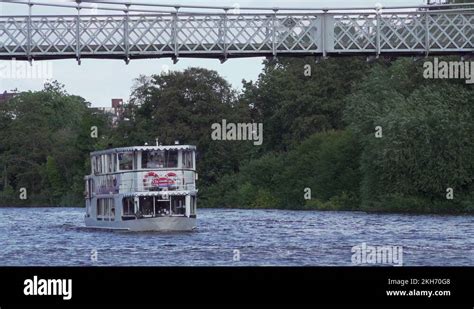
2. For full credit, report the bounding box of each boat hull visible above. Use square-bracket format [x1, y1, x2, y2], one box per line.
[84, 216, 197, 232]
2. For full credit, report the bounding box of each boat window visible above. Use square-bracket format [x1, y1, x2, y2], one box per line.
[191, 196, 196, 216]
[142, 151, 164, 168]
[101, 155, 107, 174]
[182, 151, 193, 169]
[90, 179, 95, 195]
[118, 152, 133, 170]
[171, 196, 186, 215]
[97, 198, 115, 221]
[85, 179, 94, 199]
[85, 180, 90, 199]
[96, 156, 102, 174]
[132, 196, 187, 218]
[91, 157, 97, 174]
[167, 151, 178, 168]
[138, 196, 155, 216]
[107, 154, 113, 173]
[122, 197, 135, 217]
[154, 196, 171, 216]
[142, 150, 178, 169]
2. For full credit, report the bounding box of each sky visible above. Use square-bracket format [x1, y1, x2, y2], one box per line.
[0, 0, 424, 107]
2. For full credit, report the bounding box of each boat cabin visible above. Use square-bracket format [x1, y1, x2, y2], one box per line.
[84, 145, 198, 227]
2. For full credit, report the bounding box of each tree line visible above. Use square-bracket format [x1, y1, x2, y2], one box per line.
[0, 57, 472, 213]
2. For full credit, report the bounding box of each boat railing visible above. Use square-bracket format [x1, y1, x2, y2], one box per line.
[118, 178, 196, 193]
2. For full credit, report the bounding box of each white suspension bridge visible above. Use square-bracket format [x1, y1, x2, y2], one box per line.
[0, 0, 472, 64]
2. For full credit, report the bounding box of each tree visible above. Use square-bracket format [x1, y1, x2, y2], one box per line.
[0, 81, 109, 206]
[345, 58, 474, 212]
[202, 130, 362, 210]
[240, 57, 370, 152]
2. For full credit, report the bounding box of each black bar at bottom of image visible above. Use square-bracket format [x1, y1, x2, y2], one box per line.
[0, 267, 472, 307]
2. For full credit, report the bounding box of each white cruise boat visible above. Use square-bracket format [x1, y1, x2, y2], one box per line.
[84, 143, 197, 231]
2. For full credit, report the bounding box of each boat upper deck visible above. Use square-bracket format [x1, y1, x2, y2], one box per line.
[85, 144, 198, 194]
[90, 145, 196, 156]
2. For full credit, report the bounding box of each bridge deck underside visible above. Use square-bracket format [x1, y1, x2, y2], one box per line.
[0, 12, 472, 60]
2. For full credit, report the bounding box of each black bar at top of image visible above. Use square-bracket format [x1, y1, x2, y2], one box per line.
[0, 267, 473, 307]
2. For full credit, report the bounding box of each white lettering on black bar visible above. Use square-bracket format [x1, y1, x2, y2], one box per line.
[23, 276, 72, 300]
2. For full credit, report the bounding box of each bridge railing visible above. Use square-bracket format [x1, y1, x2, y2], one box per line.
[0, 9, 472, 60]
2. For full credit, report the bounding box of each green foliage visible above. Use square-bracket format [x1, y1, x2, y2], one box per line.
[0, 182, 15, 205]
[1, 57, 472, 214]
[345, 58, 474, 213]
[204, 57, 473, 214]
[360, 193, 474, 214]
[201, 130, 362, 210]
[251, 189, 279, 209]
[286, 129, 361, 204]
[305, 192, 359, 211]
[0, 81, 109, 206]
[240, 57, 370, 151]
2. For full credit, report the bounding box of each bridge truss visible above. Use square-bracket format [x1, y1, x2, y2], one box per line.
[0, 0, 472, 63]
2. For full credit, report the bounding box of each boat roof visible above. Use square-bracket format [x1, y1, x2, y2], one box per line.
[90, 145, 196, 156]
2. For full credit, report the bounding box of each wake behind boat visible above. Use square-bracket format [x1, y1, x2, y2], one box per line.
[84, 142, 198, 231]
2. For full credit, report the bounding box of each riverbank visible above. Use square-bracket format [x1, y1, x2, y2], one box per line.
[199, 205, 474, 216]
[200, 195, 474, 215]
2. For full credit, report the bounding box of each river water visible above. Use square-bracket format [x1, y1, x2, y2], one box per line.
[0, 207, 472, 266]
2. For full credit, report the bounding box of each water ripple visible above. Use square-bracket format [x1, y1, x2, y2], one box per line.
[0, 207, 472, 266]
